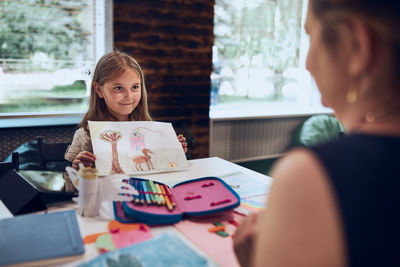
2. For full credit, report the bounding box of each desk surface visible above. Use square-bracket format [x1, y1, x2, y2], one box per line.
[3, 157, 273, 267]
[129, 156, 272, 186]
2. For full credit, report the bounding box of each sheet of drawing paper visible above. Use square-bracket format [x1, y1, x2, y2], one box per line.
[89, 121, 189, 175]
[174, 212, 245, 267]
[79, 232, 210, 267]
[219, 171, 270, 198]
[234, 194, 267, 216]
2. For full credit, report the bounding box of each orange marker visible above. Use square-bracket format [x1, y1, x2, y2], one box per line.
[160, 184, 173, 211]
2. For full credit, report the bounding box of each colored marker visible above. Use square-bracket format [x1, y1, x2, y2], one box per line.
[145, 181, 157, 204]
[149, 180, 161, 205]
[140, 180, 152, 205]
[137, 180, 145, 204]
[163, 184, 176, 207]
[159, 183, 173, 211]
[131, 179, 140, 204]
[155, 183, 165, 205]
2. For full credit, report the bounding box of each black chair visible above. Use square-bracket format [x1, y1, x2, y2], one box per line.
[36, 136, 70, 171]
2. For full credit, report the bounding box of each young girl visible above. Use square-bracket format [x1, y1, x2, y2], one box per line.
[65, 51, 188, 170]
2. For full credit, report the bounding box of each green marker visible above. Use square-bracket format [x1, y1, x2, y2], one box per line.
[146, 180, 157, 204]
[148, 180, 161, 205]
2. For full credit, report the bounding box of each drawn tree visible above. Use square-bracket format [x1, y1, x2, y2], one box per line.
[99, 130, 124, 174]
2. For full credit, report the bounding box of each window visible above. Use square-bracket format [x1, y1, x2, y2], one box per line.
[0, 0, 112, 117]
[211, 0, 326, 116]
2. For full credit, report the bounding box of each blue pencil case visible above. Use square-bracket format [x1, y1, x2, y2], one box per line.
[113, 177, 240, 225]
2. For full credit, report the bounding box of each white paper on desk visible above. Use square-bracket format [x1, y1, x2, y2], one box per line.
[0, 200, 13, 219]
[219, 172, 269, 198]
[89, 121, 189, 176]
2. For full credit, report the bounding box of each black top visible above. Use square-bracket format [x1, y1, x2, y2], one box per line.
[309, 134, 400, 267]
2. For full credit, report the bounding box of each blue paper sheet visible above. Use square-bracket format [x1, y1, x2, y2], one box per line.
[80, 232, 210, 267]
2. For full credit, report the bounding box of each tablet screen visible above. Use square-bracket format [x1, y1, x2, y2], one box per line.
[18, 170, 65, 192]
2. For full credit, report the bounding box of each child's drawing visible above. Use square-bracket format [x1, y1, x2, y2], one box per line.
[99, 130, 124, 174]
[89, 121, 189, 176]
[130, 127, 164, 152]
[130, 129, 145, 151]
[132, 148, 154, 171]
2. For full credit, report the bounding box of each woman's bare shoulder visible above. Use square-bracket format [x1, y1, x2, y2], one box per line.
[253, 148, 347, 267]
[270, 148, 328, 183]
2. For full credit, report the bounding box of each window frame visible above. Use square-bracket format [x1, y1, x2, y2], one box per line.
[0, 0, 113, 128]
[210, 0, 332, 119]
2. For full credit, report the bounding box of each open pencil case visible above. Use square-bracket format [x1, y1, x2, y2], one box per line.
[113, 177, 240, 225]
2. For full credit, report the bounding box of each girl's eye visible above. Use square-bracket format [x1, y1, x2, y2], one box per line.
[113, 86, 123, 91]
[132, 85, 140, 90]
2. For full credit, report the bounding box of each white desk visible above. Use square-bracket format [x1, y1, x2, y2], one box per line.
[6, 157, 274, 266]
[128, 156, 272, 186]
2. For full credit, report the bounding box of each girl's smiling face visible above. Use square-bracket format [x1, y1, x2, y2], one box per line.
[96, 67, 142, 121]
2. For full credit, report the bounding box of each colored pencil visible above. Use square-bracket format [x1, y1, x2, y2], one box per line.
[137, 180, 145, 204]
[149, 180, 162, 205]
[145, 181, 157, 204]
[154, 183, 165, 205]
[163, 184, 176, 207]
[140, 180, 152, 205]
[131, 179, 140, 204]
[159, 184, 173, 211]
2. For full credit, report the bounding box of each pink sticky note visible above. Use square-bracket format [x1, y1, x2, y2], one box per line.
[111, 226, 152, 249]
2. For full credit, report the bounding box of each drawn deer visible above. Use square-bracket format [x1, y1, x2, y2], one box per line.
[132, 148, 154, 171]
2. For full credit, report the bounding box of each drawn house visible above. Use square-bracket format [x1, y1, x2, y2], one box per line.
[130, 129, 145, 151]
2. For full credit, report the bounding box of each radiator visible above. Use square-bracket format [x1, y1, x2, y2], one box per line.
[209, 116, 309, 163]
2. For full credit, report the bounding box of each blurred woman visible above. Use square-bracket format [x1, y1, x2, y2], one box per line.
[233, 0, 400, 266]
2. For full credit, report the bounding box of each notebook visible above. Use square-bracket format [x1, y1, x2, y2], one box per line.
[0, 210, 85, 266]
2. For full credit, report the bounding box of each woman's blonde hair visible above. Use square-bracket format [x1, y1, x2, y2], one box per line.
[80, 51, 152, 130]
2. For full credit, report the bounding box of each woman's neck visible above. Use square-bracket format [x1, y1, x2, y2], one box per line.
[339, 108, 400, 137]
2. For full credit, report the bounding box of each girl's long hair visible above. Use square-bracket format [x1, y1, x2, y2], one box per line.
[80, 51, 152, 131]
